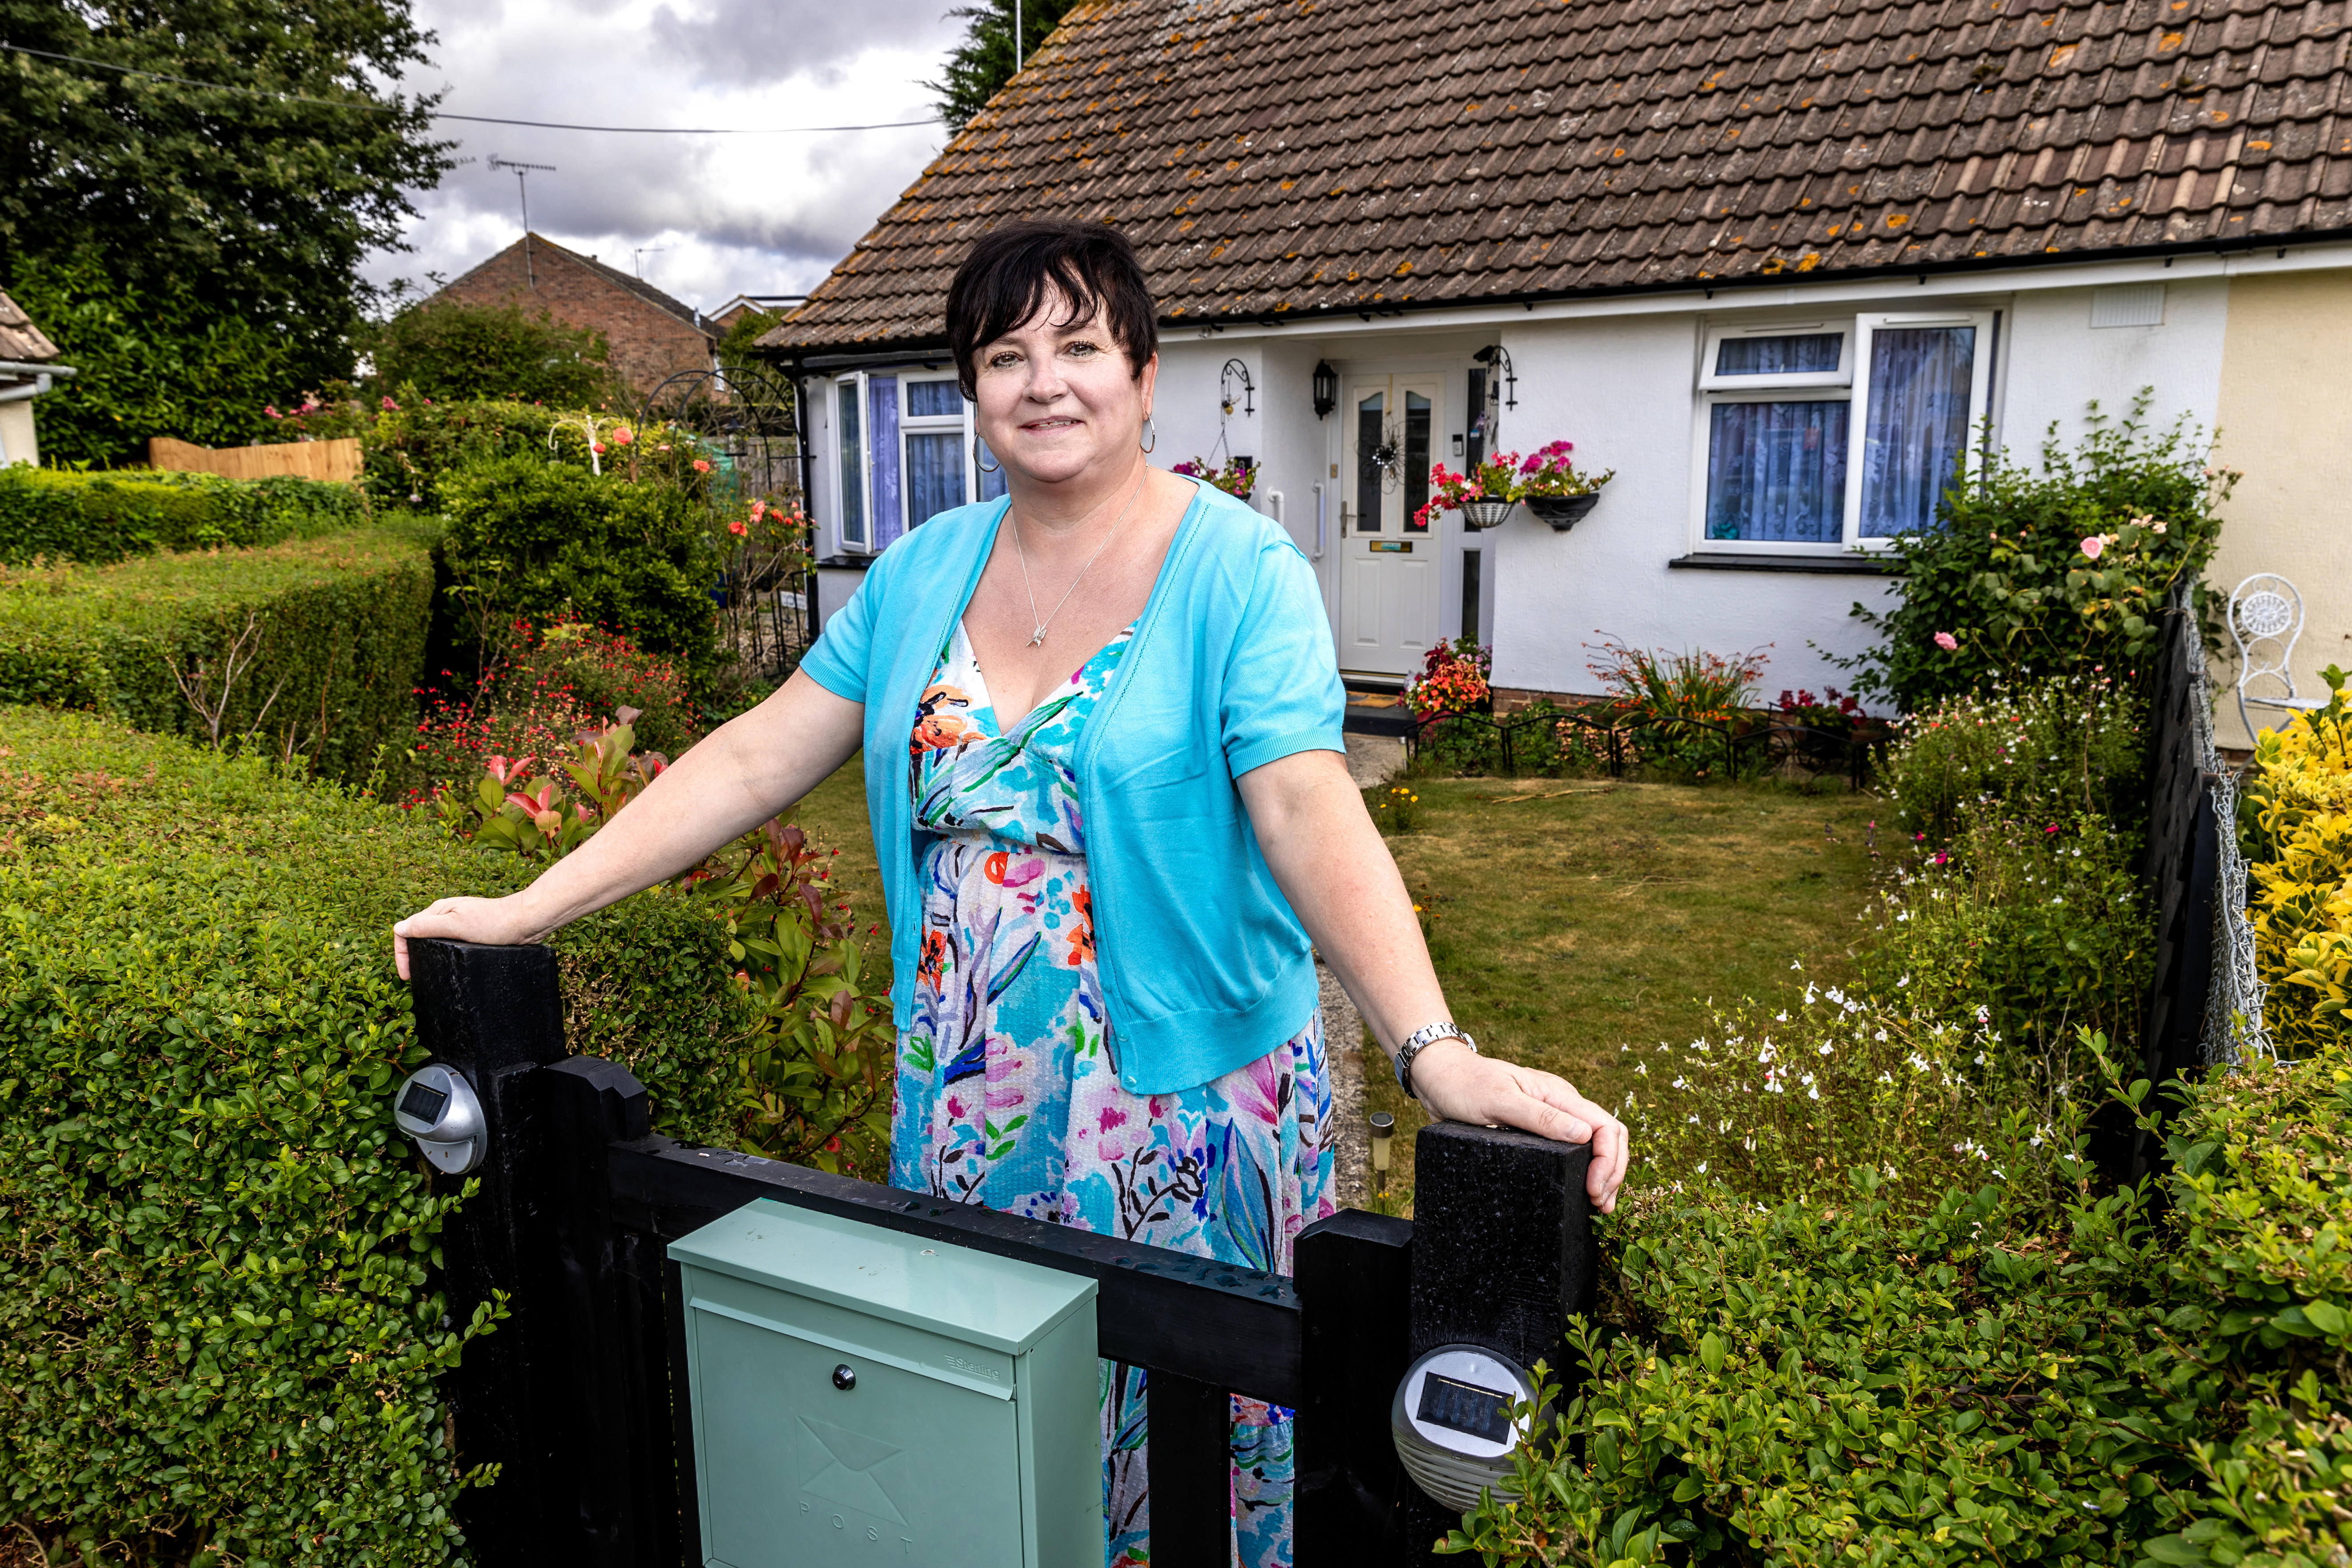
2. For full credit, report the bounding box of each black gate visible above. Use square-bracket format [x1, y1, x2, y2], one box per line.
[407, 939, 1596, 1568]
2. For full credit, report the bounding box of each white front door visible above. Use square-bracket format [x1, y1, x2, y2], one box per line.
[1338, 375, 1442, 677]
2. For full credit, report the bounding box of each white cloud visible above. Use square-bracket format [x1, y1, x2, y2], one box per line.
[361, 0, 958, 312]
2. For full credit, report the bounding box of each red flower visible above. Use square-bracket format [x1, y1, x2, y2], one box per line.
[692, 458, 712, 473]
[381, 395, 399, 411]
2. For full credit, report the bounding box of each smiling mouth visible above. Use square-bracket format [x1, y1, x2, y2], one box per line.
[1022, 416, 1083, 431]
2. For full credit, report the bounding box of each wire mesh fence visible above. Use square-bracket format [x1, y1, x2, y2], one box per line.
[2185, 605, 2276, 1063]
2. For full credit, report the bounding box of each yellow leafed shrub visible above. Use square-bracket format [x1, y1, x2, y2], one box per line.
[2246, 667, 2352, 1055]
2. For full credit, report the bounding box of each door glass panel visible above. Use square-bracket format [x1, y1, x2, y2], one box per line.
[1403, 391, 1432, 532]
[1466, 369, 1488, 469]
[836, 379, 865, 549]
[1857, 326, 1975, 538]
[1354, 392, 1384, 533]
[905, 432, 965, 525]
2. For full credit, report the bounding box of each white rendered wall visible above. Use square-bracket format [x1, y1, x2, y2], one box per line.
[0, 401, 36, 466]
[1486, 310, 1901, 705]
[1999, 278, 2229, 459]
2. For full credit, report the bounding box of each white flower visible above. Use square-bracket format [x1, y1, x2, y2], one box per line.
[1672, 1077, 1688, 1089]
[1775, 1011, 1790, 1023]
[1874, 1028, 1888, 1042]
[1808, 1085, 1820, 1100]
[1696, 1160, 1709, 1174]
[1818, 1042, 1834, 1055]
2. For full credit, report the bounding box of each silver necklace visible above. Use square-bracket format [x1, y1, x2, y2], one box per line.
[1009, 469, 1148, 647]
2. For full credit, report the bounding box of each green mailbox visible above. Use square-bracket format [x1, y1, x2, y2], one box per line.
[669, 1199, 1103, 1567]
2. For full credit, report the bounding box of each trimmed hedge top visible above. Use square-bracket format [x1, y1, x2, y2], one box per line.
[0, 521, 438, 785]
[0, 465, 367, 566]
[0, 709, 755, 1566]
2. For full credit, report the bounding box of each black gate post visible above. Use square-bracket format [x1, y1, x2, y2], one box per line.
[1294, 1210, 1413, 1566]
[406, 938, 573, 1564]
[1395, 1121, 1598, 1564]
[539, 1055, 682, 1566]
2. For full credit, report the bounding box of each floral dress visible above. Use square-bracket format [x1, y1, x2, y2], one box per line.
[891, 619, 1335, 1568]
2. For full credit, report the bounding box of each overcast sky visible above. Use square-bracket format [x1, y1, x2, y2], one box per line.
[358, 0, 961, 313]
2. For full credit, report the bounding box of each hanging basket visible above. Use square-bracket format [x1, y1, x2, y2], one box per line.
[1458, 497, 1518, 530]
[1525, 492, 1603, 532]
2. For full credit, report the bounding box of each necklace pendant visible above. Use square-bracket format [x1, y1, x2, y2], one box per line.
[1027, 626, 1048, 647]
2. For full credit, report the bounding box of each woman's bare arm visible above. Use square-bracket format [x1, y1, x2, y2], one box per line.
[1237, 748, 1629, 1212]
[392, 670, 866, 979]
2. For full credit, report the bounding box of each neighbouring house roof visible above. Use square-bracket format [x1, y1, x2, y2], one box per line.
[766, 0, 2352, 355]
[445, 234, 717, 337]
[0, 290, 60, 364]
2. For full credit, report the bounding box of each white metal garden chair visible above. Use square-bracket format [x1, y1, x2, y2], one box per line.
[2228, 573, 2331, 742]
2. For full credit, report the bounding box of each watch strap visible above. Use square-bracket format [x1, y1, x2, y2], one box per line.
[1394, 1023, 1477, 1101]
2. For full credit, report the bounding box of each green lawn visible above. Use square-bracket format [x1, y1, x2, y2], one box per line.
[790, 758, 1884, 1207]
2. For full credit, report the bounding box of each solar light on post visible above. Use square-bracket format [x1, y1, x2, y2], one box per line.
[1369, 1110, 1394, 1199]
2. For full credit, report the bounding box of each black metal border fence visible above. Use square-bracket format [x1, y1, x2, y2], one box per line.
[1406, 706, 1887, 790]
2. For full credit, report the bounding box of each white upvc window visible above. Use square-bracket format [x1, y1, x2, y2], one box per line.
[831, 371, 1006, 555]
[1691, 309, 1999, 553]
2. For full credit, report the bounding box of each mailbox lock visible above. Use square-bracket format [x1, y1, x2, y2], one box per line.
[391, 1063, 485, 1175]
[831, 1364, 857, 1391]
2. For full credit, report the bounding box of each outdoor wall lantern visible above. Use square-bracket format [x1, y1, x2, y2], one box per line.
[1312, 359, 1337, 420]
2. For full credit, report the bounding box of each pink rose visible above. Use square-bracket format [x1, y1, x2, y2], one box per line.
[692, 459, 712, 473]
[2080, 536, 2104, 559]
[612, 426, 633, 445]
[381, 396, 398, 411]
[728, 520, 748, 536]
[1933, 631, 1958, 651]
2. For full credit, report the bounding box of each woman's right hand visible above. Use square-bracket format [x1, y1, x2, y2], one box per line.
[393, 894, 545, 981]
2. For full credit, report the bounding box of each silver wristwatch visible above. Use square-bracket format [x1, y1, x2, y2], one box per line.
[1394, 1022, 1477, 1101]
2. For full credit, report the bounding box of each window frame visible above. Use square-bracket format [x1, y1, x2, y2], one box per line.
[1697, 320, 1853, 391]
[1842, 309, 1998, 554]
[898, 373, 972, 531]
[1688, 309, 2000, 557]
[833, 372, 872, 555]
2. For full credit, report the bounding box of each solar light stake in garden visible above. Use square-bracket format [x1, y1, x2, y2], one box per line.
[1368, 1110, 1394, 1199]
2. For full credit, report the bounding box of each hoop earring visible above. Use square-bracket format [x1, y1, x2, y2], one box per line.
[976, 441, 1000, 474]
[1141, 417, 1157, 454]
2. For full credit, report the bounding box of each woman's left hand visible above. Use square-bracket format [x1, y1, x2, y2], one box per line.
[1407, 1042, 1630, 1214]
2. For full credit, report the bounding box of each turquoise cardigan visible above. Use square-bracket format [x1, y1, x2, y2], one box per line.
[798, 481, 1346, 1095]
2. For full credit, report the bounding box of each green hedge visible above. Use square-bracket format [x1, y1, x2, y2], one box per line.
[0, 465, 367, 566]
[438, 456, 720, 690]
[0, 709, 757, 1566]
[0, 522, 435, 785]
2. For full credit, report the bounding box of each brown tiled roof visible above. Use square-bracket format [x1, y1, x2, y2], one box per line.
[0, 290, 60, 365]
[766, 0, 2352, 353]
[445, 235, 715, 336]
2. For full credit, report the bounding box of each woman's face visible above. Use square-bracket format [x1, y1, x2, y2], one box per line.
[970, 291, 1157, 488]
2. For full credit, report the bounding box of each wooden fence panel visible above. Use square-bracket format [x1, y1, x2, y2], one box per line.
[148, 434, 362, 484]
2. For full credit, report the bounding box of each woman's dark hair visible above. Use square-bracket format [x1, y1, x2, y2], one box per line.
[946, 219, 1158, 398]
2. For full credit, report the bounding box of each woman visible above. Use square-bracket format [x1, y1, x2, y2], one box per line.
[394, 219, 1628, 1565]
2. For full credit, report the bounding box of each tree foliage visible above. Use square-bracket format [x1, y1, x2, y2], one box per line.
[929, 0, 1086, 128]
[0, 0, 455, 452]
[7, 254, 309, 466]
[362, 299, 620, 407]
